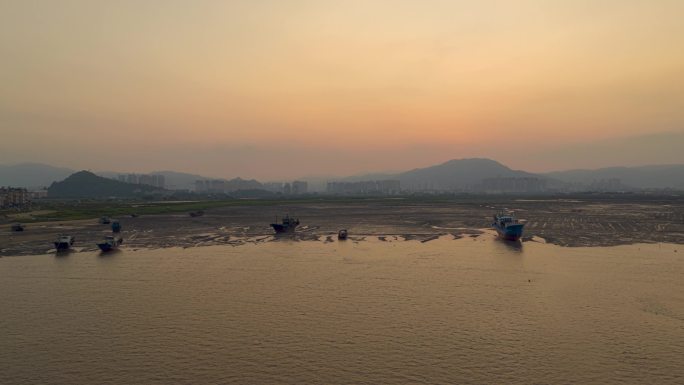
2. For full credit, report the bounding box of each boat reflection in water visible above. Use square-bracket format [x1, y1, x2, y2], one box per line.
[496, 236, 523, 252]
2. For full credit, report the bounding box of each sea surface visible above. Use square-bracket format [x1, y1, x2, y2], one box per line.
[1, 234, 683, 384]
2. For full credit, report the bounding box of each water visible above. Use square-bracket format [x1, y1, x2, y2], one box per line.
[1, 235, 682, 384]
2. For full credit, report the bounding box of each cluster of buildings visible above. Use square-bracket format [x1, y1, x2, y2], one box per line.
[195, 180, 227, 193]
[480, 177, 548, 194]
[194, 178, 265, 194]
[587, 178, 628, 192]
[194, 179, 309, 195]
[263, 181, 308, 195]
[326, 180, 401, 195]
[117, 174, 165, 189]
[0, 187, 31, 209]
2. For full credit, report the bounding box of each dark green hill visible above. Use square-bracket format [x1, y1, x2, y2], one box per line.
[48, 171, 166, 198]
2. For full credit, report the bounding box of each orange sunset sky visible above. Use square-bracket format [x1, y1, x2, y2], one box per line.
[1, 0, 683, 180]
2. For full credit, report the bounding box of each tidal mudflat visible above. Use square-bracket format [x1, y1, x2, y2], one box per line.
[1, 234, 682, 384]
[2, 196, 683, 256]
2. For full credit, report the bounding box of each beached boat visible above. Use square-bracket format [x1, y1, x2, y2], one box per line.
[97, 236, 123, 252]
[112, 221, 121, 233]
[54, 235, 75, 251]
[271, 215, 299, 234]
[492, 212, 525, 241]
[338, 229, 348, 240]
[99, 216, 111, 224]
[11, 223, 24, 232]
[189, 210, 204, 217]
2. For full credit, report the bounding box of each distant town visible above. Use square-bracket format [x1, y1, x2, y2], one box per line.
[1, 158, 682, 208]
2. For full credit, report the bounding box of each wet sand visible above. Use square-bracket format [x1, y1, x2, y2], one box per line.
[1, 196, 682, 256]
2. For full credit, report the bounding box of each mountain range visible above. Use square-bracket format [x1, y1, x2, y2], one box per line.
[0, 163, 75, 189]
[48, 171, 165, 198]
[393, 158, 539, 191]
[2, 159, 683, 192]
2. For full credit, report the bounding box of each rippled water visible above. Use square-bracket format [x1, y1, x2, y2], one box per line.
[1, 235, 683, 384]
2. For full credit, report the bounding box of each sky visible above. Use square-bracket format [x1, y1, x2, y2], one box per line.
[1, 0, 683, 180]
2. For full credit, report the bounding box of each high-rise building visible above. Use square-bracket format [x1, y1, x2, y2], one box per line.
[292, 181, 308, 194]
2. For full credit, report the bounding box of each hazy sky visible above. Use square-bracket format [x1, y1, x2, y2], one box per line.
[1, 0, 683, 179]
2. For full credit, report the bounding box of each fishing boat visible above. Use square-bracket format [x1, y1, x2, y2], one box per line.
[270, 214, 299, 234]
[99, 216, 111, 224]
[54, 235, 75, 251]
[97, 236, 123, 252]
[338, 229, 348, 240]
[11, 223, 24, 232]
[189, 210, 204, 217]
[492, 212, 525, 241]
[111, 221, 121, 233]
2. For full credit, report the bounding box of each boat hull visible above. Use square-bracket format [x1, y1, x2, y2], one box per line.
[494, 223, 524, 241]
[97, 243, 116, 252]
[271, 224, 297, 233]
[54, 242, 71, 251]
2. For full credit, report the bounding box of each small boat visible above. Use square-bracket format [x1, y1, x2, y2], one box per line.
[54, 235, 75, 251]
[130, 213, 139, 218]
[492, 212, 525, 241]
[11, 223, 24, 232]
[111, 221, 121, 233]
[338, 229, 348, 240]
[189, 210, 204, 217]
[97, 236, 123, 252]
[271, 214, 299, 234]
[99, 216, 111, 224]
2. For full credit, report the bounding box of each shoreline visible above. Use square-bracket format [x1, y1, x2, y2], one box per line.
[2, 197, 683, 256]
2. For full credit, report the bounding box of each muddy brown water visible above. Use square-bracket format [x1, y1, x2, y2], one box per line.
[1, 234, 682, 384]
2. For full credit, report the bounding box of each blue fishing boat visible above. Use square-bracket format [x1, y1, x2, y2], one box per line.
[97, 236, 123, 252]
[492, 212, 525, 241]
[271, 214, 299, 234]
[112, 221, 121, 233]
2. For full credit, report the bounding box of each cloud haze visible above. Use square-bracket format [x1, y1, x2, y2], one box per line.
[1, 1, 683, 179]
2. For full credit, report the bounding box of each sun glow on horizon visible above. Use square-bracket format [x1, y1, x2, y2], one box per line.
[1, 0, 683, 178]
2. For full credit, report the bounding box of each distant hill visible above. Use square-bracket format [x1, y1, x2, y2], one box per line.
[397, 158, 540, 191]
[48, 171, 166, 198]
[331, 158, 544, 192]
[543, 164, 684, 190]
[0, 163, 75, 189]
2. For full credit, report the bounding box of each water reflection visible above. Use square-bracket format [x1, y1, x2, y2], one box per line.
[496, 238, 523, 252]
[2, 238, 682, 385]
[98, 249, 121, 257]
[54, 250, 71, 257]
